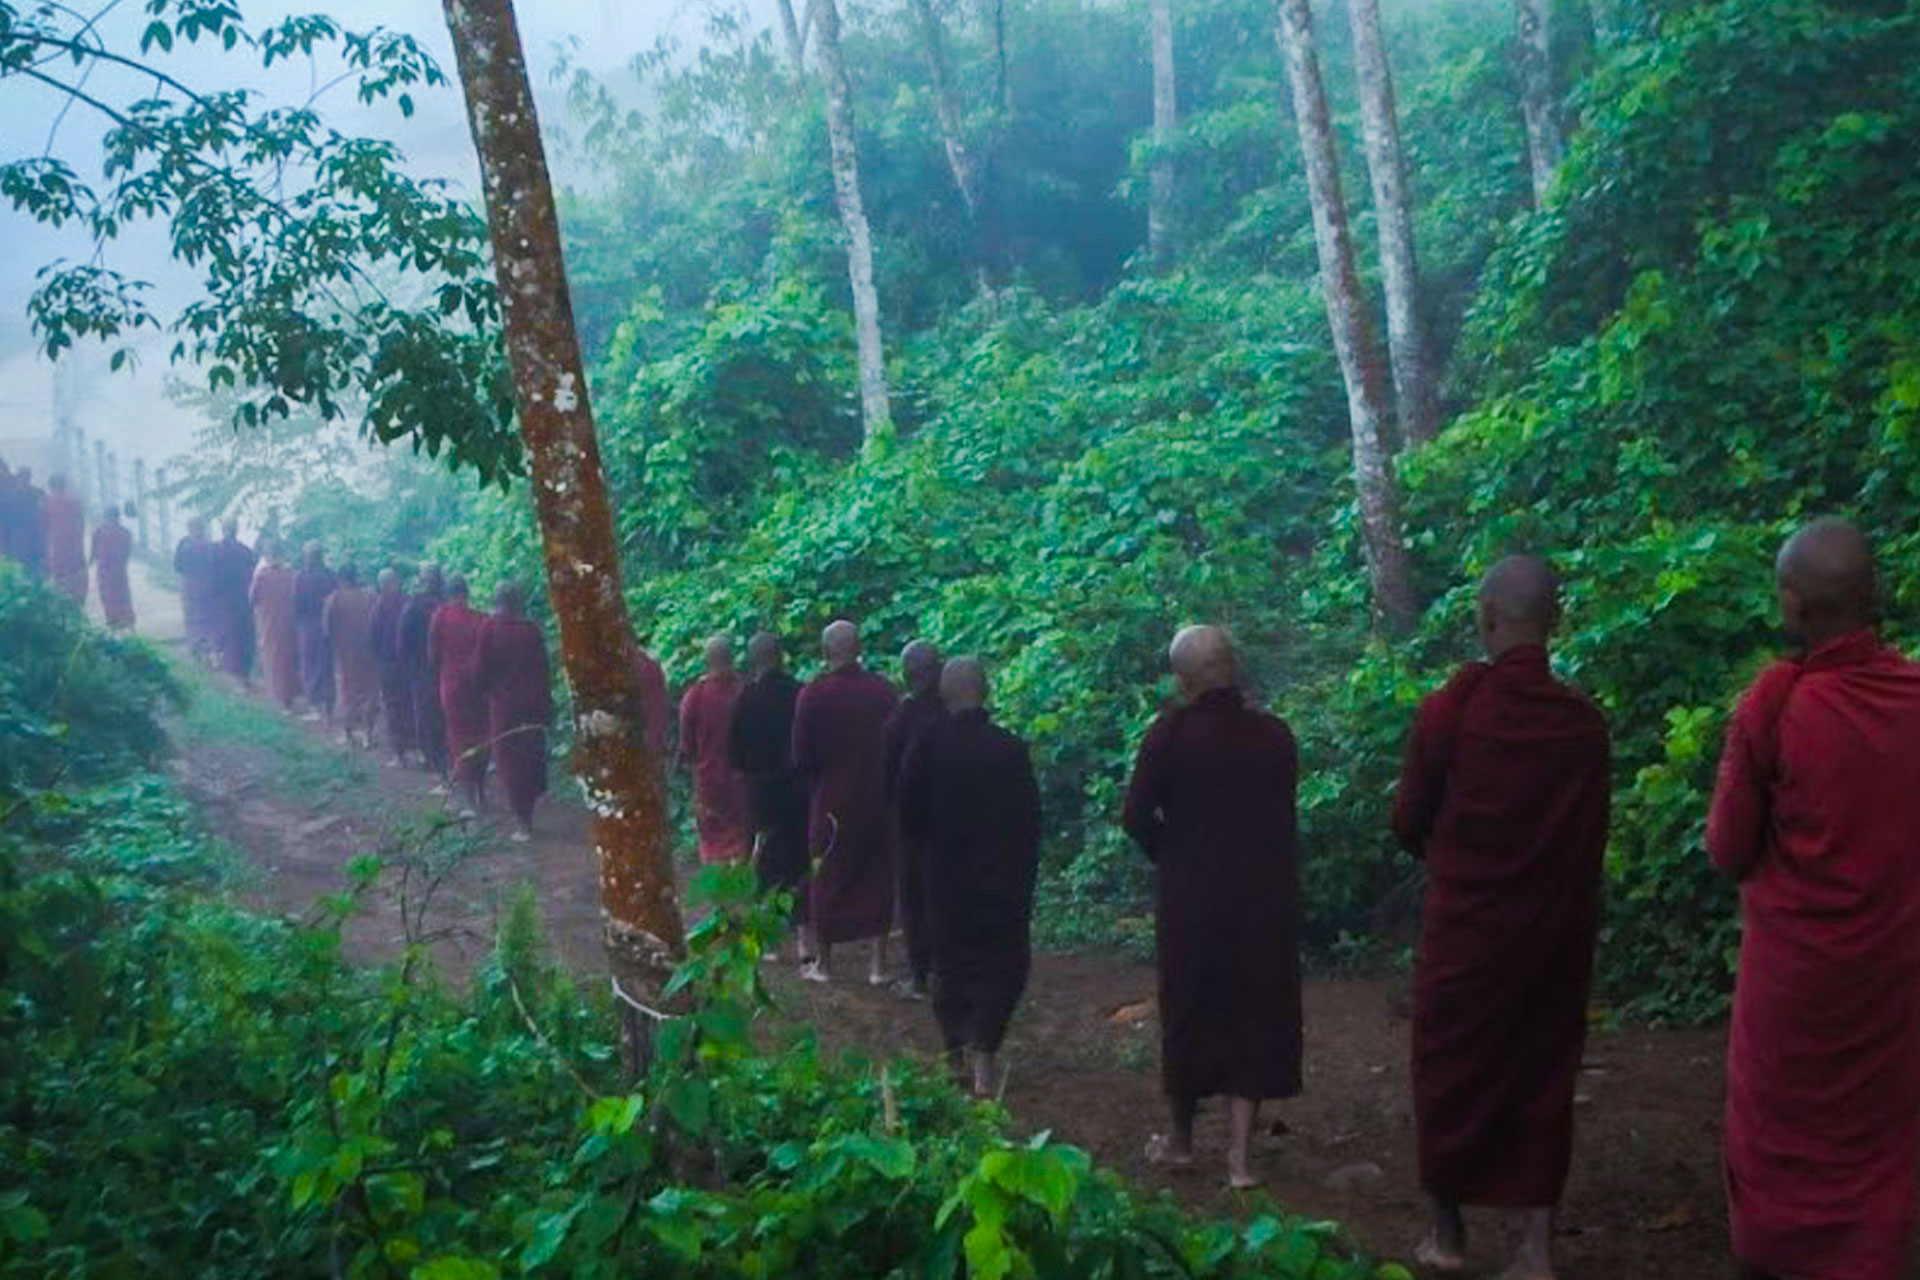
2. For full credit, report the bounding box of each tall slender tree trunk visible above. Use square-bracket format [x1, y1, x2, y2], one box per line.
[1274, 0, 1417, 634]
[1347, 0, 1440, 445]
[1515, 0, 1564, 206]
[907, 0, 997, 292]
[775, 0, 812, 76]
[811, 0, 893, 448]
[440, 0, 685, 995]
[1148, 0, 1177, 270]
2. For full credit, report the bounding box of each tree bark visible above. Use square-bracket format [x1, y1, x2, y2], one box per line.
[439, 0, 685, 991]
[1274, 0, 1417, 634]
[1347, 0, 1440, 445]
[811, 0, 893, 449]
[775, 0, 811, 76]
[907, 0, 998, 292]
[1515, 0, 1564, 206]
[1148, 0, 1177, 270]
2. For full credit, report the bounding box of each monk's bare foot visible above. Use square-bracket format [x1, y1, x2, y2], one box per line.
[1227, 1170, 1262, 1190]
[1414, 1233, 1467, 1274]
[1143, 1134, 1194, 1169]
[800, 961, 830, 984]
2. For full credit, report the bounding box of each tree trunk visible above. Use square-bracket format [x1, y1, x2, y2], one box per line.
[811, 0, 893, 449]
[1347, 0, 1440, 445]
[440, 0, 685, 994]
[775, 0, 810, 76]
[907, 0, 996, 292]
[1515, 0, 1564, 206]
[1274, 0, 1417, 634]
[1148, 0, 1177, 270]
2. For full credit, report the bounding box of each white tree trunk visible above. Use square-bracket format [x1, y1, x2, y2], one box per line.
[812, 0, 893, 448]
[1148, 0, 1177, 269]
[1275, 0, 1416, 633]
[1516, 0, 1564, 206]
[1347, 0, 1440, 445]
[907, 0, 997, 293]
[774, 0, 811, 76]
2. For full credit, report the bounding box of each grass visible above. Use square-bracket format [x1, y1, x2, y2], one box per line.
[168, 658, 373, 810]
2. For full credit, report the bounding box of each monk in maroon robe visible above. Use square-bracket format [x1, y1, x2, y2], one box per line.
[90, 506, 135, 631]
[1707, 519, 1920, 1280]
[324, 565, 380, 748]
[729, 633, 810, 951]
[882, 639, 945, 1000]
[430, 576, 490, 813]
[476, 582, 551, 840]
[211, 519, 257, 683]
[1123, 625, 1301, 1190]
[250, 542, 300, 710]
[293, 543, 337, 721]
[1391, 556, 1609, 1280]
[900, 657, 1040, 1097]
[633, 642, 672, 762]
[792, 619, 899, 983]
[175, 518, 218, 664]
[679, 636, 751, 864]
[370, 569, 417, 764]
[42, 474, 87, 607]
[401, 567, 449, 780]
[7, 467, 47, 580]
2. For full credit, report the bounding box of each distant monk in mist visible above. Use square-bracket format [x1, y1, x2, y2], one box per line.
[211, 519, 257, 684]
[1392, 556, 1610, 1280]
[430, 575, 489, 813]
[7, 466, 46, 580]
[370, 569, 416, 766]
[1708, 519, 1920, 1280]
[250, 540, 299, 708]
[792, 619, 899, 984]
[42, 474, 87, 607]
[900, 656, 1040, 1098]
[175, 517, 217, 664]
[1124, 625, 1302, 1190]
[680, 635, 751, 864]
[728, 633, 809, 949]
[631, 639, 672, 764]
[90, 504, 135, 631]
[324, 565, 380, 749]
[293, 543, 338, 722]
[401, 566, 449, 781]
[476, 582, 551, 841]
[882, 639, 945, 1001]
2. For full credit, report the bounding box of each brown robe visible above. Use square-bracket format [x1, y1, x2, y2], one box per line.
[792, 664, 900, 946]
[1123, 687, 1302, 1105]
[324, 586, 380, 735]
[43, 489, 87, 606]
[429, 600, 489, 788]
[477, 614, 551, 825]
[91, 521, 135, 630]
[250, 562, 299, 707]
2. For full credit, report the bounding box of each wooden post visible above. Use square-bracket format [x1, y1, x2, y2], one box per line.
[133, 460, 150, 553]
[154, 466, 173, 553]
[94, 440, 110, 514]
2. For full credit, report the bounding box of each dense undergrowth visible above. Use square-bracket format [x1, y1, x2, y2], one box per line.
[0, 566, 1405, 1278]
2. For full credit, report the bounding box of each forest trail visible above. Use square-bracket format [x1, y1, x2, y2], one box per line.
[163, 650, 1736, 1280]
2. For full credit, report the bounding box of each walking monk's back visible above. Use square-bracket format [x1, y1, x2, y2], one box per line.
[1708, 518, 1920, 1280]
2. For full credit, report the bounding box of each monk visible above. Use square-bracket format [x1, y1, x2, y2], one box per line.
[211, 519, 257, 685]
[1707, 518, 1920, 1280]
[899, 656, 1040, 1097]
[175, 517, 217, 664]
[324, 565, 380, 749]
[41, 474, 87, 607]
[90, 504, 135, 631]
[728, 633, 810, 949]
[882, 639, 945, 1000]
[679, 635, 751, 864]
[1390, 556, 1610, 1280]
[792, 619, 899, 984]
[1123, 625, 1301, 1190]
[430, 576, 490, 814]
[370, 569, 417, 765]
[292, 543, 338, 722]
[7, 466, 46, 580]
[632, 640, 672, 762]
[401, 566, 449, 782]
[476, 582, 552, 841]
[250, 540, 300, 710]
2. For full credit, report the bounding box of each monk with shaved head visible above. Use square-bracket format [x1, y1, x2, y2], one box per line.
[1391, 555, 1610, 1280]
[1709, 518, 1920, 1280]
[729, 632, 809, 953]
[680, 634, 751, 864]
[882, 638, 947, 999]
[1123, 624, 1302, 1189]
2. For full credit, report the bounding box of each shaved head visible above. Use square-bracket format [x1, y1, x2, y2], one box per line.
[940, 655, 989, 712]
[447, 575, 469, 600]
[1777, 517, 1876, 643]
[823, 619, 861, 668]
[377, 568, 399, 592]
[420, 564, 443, 593]
[704, 633, 735, 674]
[746, 632, 784, 675]
[494, 580, 526, 615]
[1169, 624, 1238, 699]
[902, 639, 943, 695]
[1476, 555, 1560, 655]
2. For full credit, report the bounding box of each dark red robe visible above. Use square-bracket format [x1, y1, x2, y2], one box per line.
[369, 588, 415, 754]
[91, 521, 134, 630]
[429, 600, 489, 788]
[250, 562, 299, 707]
[175, 534, 218, 654]
[792, 664, 899, 946]
[900, 708, 1041, 1054]
[728, 669, 808, 911]
[680, 673, 750, 864]
[633, 648, 671, 762]
[1707, 629, 1920, 1280]
[477, 615, 551, 825]
[43, 489, 87, 606]
[401, 590, 447, 774]
[1123, 688, 1302, 1105]
[210, 537, 257, 677]
[884, 691, 946, 986]
[1392, 644, 1610, 1208]
[293, 566, 337, 713]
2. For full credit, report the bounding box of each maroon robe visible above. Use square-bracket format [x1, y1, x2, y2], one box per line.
[680, 673, 751, 864]
[1707, 629, 1920, 1280]
[1392, 644, 1610, 1208]
[477, 615, 552, 825]
[293, 566, 337, 713]
[210, 537, 257, 677]
[250, 563, 299, 709]
[884, 690, 947, 986]
[43, 489, 87, 606]
[175, 534, 218, 654]
[634, 648, 671, 761]
[429, 600, 489, 788]
[792, 664, 899, 945]
[91, 522, 134, 630]
[729, 669, 808, 910]
[401, 589, 447, 774]
[1124, 688, 1302, 1105]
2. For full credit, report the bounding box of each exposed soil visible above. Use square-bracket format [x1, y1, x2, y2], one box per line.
[170, 658, 1741, 1280]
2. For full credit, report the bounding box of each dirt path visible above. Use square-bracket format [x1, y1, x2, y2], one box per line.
[165, 654, 1739, 1280]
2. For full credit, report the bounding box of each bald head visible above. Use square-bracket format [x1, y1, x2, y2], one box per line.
[420, 564, 444, 594]
[940, 655, 989, 712]
[823, 619, 861, 669]
[1476, 555, 1560, 656]
[704, 633, 735, 676]
[377, 568, 399, 594]
[1169, 625, 1238, 700]
[902, 639, 943, 696]
[447, 575, 469, 600]
[494, 580, 526, 616]
[1777, 518, 1876, 644]
[746, 632, 784, 676]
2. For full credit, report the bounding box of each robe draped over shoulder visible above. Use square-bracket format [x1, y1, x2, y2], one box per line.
[293, 567, 338, 713]
[680, 673, 751, 864]
[429, 600, 489, 786]
[884, 691, 947, 984]
[249, 564, 299, 707]
[369, 590, 415, 753]
[1123, 688, 1302, 1105]
[792, 665, 899, 945]
[401, 591, 447, 772]
[1707, 630, 1920, 1280]
[42, 489, 87, 606]
[176, 536, 218, 650]
[728, 670, 808, 908]
[1391, 644, 1610, 1209]
[632, 648, 672, 762]
[91, 523, 135, 630]
[477, 615, 551, 824]
[324, 587, 379, 731]
[211, 539, 257, 677]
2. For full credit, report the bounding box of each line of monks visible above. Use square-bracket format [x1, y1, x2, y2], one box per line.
[0, 462, 138, 628]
